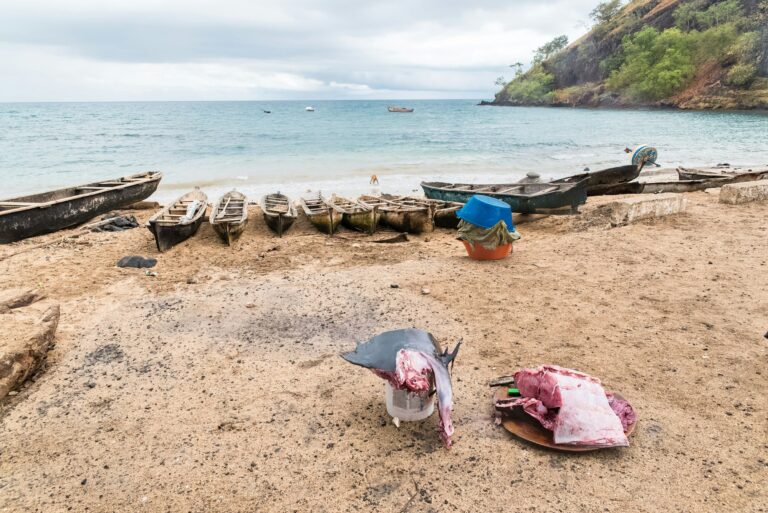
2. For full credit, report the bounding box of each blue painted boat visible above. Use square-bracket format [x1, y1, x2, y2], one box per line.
[421, 179, 588, 215]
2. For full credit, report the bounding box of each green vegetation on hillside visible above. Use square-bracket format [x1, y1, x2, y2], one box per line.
[606, 0, 761, 100]
[493, 0, 768, 109]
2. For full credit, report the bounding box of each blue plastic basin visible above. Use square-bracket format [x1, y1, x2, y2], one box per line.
[456, 195, 514, 230]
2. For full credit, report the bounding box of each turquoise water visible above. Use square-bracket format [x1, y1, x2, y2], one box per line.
[1, 100, 766, 201]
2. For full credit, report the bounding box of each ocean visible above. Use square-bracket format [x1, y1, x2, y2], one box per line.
[1, 100, 766, 202]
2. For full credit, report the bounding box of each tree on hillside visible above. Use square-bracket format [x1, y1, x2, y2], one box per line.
[675, 0, 743, 30]
[495, 76, 507, 87]
[590, 0, 625, 25]
[533, 35, 569, 64]
[510, 62, 524, 78]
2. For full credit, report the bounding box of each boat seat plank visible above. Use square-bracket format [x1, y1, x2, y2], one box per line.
[528, 186, 559, 196]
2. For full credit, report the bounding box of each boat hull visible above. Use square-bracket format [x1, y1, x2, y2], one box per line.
[432, 206, 461, 229]
[0, 175, 161, 244]
[594, 178, 735, 195]
[263, 213, 296, 237]
[557, 165, 641, 195]
[421, 180, 588, 215]
[380, 208, 433, 234]
[148, 216, 205, 252]
[342, 209, 379, 235]
[676, 167, 768, 182]
[213, 219, 248, 245]
[306, 208, 342, 235]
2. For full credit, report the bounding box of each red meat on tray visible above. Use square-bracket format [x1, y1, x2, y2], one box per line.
[496, 365, 635, 448]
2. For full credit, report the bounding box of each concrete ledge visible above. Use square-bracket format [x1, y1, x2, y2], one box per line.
[719, 180, 768, 205]
[597, 193, 687, 226]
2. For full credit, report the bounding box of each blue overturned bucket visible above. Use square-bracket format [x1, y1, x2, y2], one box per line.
[456, 195, 514, 230]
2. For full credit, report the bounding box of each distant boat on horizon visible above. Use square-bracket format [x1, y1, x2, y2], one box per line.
[388, 106, 414, 113]
[305, 106, 315, 112]
[263, 109, 271, 114]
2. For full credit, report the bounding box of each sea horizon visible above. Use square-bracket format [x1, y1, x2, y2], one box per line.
[2, 99, 767, 202]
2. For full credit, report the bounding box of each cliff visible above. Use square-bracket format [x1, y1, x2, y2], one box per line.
[489, 0, 768, 109]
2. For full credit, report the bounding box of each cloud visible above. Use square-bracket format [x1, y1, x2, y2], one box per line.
[0, 0, 599, 101]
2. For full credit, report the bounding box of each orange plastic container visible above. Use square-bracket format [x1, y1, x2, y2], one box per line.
[461, 240, 512, 260]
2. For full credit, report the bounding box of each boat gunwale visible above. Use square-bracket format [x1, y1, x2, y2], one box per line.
[150, 190, 208, 226]
[0, 172, 163, 216]
[260, 193, 297, 219]
[210, 191, 248, 227]
[420, 179, 585, 197]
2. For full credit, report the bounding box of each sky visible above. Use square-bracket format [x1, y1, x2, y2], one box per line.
[0, 0, 600, 102]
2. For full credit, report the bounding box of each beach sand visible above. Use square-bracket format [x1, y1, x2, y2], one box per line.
[0, 192, 766, 512]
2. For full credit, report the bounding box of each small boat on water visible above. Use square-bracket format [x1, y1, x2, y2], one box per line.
[260, 193, 297, 237]
[300, 195, 341, 235]
[328, 196, 379, 235]
[147, 189, 207, 252]
[557, 164, 643, 195]
[209, 190, 248, 246]
[388, 106, 414, 113]
[421, 179, 588, 215]
[0, 171, 162, 244]
[305, 106, 315, 112]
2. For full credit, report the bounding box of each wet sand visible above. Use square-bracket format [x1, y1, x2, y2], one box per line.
[0, 192, 766, 512]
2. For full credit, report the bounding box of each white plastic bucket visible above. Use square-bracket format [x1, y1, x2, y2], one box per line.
[385, 382, 435, 421]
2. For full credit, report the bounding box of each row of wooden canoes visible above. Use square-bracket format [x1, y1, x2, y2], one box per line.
[2, 164, 765, 245]
[147, 189, 464, 252]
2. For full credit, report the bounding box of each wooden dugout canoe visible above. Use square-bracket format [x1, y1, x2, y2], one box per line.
[421, 179, 588, 215]
[359, 195, 433, 234]
[210, 190, 248, 246]
[557, 164, 643, 195]
[300, 195, 342, 235]
[0, 171, 162, 244]
[328, 195, 379, 235]
[147, 189, 207, 252]
[260, 193, 297, 237]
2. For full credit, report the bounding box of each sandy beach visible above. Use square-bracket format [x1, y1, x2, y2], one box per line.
[0, 191, 766, 513]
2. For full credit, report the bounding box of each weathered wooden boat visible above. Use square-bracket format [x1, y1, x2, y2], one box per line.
[557, 164, 643, 195]
[259, 193, 297, 237]
[147, 189, 207, 252]
[388, 106, 414, 113]
[300, 195, 341, 235]
[592, 177, 734, 195]
[389, 197, 462, 229]
[359, 195, 433, 234]
[676, 165, 768, 182]
[328, 196, 379, 235]
[0, 171, 162, 244]
[425, 199, 463, 228]
[210, 190, 248, 245]
[421, 179, 588, 215]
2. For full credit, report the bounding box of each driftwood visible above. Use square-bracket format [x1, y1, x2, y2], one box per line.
[0, 288, 44, 314]
[372, 233, 409, 243]
[488, 375, 516, 387]
[0, 216, 122, 262]
[0, 303, 60, 399]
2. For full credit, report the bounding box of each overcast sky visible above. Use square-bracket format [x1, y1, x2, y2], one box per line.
[1, 0, 599, 102]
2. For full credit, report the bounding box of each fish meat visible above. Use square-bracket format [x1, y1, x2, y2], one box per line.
[341, 329, 460, 448]
[496, 365, 632, 447]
